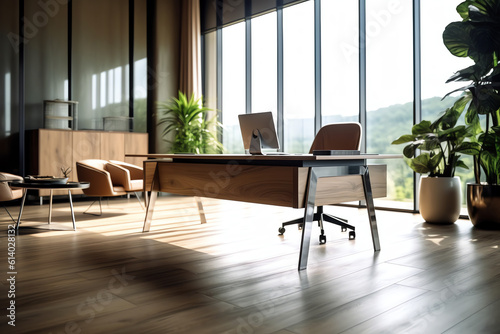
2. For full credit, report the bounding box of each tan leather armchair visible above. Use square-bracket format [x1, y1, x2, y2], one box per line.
[0, 172, 24, 221]
[76, 159, 144, 215]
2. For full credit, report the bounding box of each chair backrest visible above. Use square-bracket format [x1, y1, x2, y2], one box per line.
[309, 122, 362, 153]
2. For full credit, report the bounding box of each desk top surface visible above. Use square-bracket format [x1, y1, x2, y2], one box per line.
[127, 153, 402, 167]
[127, 153, 401, 161]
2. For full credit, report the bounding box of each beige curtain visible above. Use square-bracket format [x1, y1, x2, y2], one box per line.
[179, 0, 202, 99]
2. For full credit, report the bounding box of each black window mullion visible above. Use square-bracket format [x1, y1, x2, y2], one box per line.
[277, 3, 284, 151]
[314, 0, 321, 134]
[413, 0, 421, 212]
[245, 0, 252, 114]
[359, 0, 366, 153]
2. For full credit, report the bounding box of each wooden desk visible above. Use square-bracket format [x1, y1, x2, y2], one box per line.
[128, 153, 400, 270]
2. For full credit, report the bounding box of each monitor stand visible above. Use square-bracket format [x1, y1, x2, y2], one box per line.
[249, 129, 264, 155]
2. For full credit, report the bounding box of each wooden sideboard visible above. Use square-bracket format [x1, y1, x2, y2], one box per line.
[27, 129, 148, 197]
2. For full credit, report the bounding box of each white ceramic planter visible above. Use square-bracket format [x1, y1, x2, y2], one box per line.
[419, 176, 462, 224]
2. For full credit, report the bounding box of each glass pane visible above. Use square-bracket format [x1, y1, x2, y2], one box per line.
[73, 0, 129, 130]
[133, 0, 147, 133]
[422, 0, 474, 212]
[203, 31, 218, 123]
[283, 1, 315, 153]
[251, 12, 277, 119]
[321, 0, 359, 124]
[366, 0, 414, 209]
[25, 0, 68, 130]
[0, 0, 20, 173]
[222, 22, 246, 153]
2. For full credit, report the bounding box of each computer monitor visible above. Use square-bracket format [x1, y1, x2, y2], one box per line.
[238, 112, 280, 155]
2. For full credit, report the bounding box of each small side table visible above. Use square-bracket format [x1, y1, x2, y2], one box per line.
[12, 181, 90, 231]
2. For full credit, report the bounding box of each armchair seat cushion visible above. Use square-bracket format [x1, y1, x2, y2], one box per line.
[128, 179, 143, 192]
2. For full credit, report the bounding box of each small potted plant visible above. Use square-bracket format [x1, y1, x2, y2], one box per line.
[157, 92, 224, 154]
[60, 166, 72, 184]
[442, 0, 500, 228]
[392, 96, 477, 223]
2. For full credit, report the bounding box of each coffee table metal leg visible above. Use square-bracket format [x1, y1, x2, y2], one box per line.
[48, 189, 53, 224]
[15, 190, 28, 231]
[68, 190, 76, 231]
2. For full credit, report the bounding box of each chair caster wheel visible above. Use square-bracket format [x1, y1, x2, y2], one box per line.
[341, 227, 347, 232]
[278, 227, 286, 235]
[319, 234, 326, 244]
[349, 231, 356, 240]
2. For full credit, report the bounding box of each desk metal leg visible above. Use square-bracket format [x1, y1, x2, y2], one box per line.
[361, 166, 381, 251]
[15, 190, 28, 231]
[68, 190, 76, 231]
[143, 166, 160, 232]
[195, 197, 207, 224]
[48, 189, 53, 224]
[298, 168, 319, 271]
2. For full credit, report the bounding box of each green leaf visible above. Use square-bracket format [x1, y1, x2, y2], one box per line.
[443, 21, 473, 58]
[403, 144, 417, 159]
[412, 120, 432, 135]
[391, 134, 417, 145]
[456, 160, 470, 169]
[455, 141, 482, 154]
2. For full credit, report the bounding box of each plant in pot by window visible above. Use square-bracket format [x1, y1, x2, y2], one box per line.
[442, 0, 500, 228]
[157, 92, 224, 154]
[392, 95, 478, 224]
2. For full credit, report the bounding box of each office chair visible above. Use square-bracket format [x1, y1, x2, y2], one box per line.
[0, 172, 24, 222]
[76, 159, 144, 215]
[278, 122, 362, 244]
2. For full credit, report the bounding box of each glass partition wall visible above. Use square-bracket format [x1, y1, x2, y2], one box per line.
[202, 0, 469, 212]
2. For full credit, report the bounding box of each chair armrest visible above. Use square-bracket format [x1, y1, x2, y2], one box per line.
[109, 160, 143, 180]
[0, 172, 23, 182]
[106, 163, 132, 191]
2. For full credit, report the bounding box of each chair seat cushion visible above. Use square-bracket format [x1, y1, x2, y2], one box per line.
[112, 186, 127, 195]
[127, 179, 143, 192]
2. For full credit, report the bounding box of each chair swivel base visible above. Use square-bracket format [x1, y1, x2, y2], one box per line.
[278, 207, 355, 244]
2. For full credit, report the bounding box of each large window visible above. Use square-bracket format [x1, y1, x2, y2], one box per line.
[202, 0, 471, 212]
[222, 22, 246, 153]
[283, 1, 315, 153]
[251, 13, 277, 120]
[366, 0, 414, 209]
[321, 0, 359, 124]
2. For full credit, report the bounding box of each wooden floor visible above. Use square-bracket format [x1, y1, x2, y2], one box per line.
[1, 194, 499, 334]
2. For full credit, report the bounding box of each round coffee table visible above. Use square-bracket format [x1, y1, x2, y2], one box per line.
[12, 181, 90, 231]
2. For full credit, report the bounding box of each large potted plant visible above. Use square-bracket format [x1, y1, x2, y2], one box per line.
[157, 92, 224, 154]
[392, 96, 476, 223]
[442, 0, 500, 228]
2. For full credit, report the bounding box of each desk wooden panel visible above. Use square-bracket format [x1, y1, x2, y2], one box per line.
[143, 161, 386, 208]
